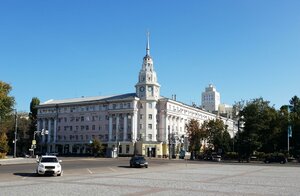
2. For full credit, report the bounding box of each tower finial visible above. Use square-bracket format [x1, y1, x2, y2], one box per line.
[146, 31, 150, 56]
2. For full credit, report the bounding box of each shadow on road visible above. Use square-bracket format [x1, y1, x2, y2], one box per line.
[13, 172, 36, 177]
[118, 166, 131, 168]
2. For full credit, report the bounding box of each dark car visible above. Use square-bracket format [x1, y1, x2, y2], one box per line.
[130, 156, 148, 168]
[264, 155, 287, 164]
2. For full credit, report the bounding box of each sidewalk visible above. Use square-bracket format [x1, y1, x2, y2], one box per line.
[0, 156, 36, 166]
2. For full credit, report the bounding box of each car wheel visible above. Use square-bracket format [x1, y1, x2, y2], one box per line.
[130, 164, 132, 168]
[145, 165, 148, 168]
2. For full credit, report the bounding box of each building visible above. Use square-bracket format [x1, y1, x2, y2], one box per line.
[218, 104, 233, 119]
[201, 84, 220, 113]
[37, 35, 237, 158]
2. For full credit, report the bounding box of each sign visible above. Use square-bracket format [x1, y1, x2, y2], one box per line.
[32, 140, 36, 145]
[288, 125, 292, 138]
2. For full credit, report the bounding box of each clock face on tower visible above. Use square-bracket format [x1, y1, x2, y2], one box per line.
[148, 86, 153, 92]
[140, 87, 145, 92]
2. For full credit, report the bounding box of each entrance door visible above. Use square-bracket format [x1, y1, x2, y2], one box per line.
[147, 147, 156, 157]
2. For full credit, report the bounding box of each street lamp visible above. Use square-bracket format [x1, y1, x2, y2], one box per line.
[32, 129, 48, 157]
[13, 109, 18, 158]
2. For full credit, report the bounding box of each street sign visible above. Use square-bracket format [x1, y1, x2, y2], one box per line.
[288, 125, 292, 138]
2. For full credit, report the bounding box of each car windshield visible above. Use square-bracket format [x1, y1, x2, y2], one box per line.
[134, 157, 145, 161]
[40, 157, 58, 163]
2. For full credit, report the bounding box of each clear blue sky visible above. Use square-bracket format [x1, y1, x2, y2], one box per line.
[1, 0, 299, 112]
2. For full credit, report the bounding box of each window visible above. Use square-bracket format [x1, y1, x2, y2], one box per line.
[86, 125, 89, 130]
[81, 116, 84, 121]
[148, 124, 152, 129]
[148, 114, 152, 120]
[148, 103, 153, 108]
[126, 145, 130, 153]
[113, 104, 116, 109]
[148, 134, 152, 140]
[92, 125, 95, 130]
[140, 114, 143, 119]
[140, 124, 143, 129]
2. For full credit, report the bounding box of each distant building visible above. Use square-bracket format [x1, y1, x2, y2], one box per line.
[218, 104, 233, 119]
[201, 84, 220, 112]
[37, 35, 237, 157]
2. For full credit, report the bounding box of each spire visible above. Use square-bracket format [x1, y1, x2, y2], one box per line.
[146, 31, 150, 56]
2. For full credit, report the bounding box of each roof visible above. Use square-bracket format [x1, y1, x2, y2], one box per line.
[38, 93, 138, 107]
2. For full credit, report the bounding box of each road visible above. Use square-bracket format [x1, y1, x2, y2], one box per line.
[0, 157, 179, 181]
[1, 158, 300, 195]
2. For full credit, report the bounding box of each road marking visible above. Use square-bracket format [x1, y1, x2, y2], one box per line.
[108, 167, 117, 172]
[87, 168, 93, 174]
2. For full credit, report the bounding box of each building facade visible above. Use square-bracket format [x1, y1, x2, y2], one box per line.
[201, 84, 220, 112]
[37, 35, 237, 158]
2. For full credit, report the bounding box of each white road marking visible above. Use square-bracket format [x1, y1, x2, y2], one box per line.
[108, 167, 117, 172]
[87, 168, 93, 174]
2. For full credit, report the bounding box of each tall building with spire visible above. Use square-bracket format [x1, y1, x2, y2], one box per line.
[37, 34, 237, 158]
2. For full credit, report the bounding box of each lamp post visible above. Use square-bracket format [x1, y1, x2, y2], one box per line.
[13, 110, 18, 158]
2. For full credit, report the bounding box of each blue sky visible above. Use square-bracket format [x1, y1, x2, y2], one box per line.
[1, 0, 299, 112]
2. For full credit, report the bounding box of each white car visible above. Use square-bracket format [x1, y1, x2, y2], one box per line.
[36, 155, 63, 176]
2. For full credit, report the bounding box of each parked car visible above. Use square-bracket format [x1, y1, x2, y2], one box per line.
[36, 155, 63, 176]
[212, 155, 222, 162]
[130, 156, 148, 168]
[264, 155, 287, 164]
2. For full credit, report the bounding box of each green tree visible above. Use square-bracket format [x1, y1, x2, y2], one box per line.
[90, 139, 104, 157]
[0, 81, 15, 121]
[237, 98, 278, 158]
[0, 132, 9, 158]
[289, 96, 300, 156]
[204, 119, 231, 154]
[29, 97, 40, 139]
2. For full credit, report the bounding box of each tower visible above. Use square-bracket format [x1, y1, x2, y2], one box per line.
[135, 32, 160, 142]
[201, 84, 220, 112]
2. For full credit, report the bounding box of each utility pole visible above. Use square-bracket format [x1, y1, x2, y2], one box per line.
[13, 110, 18, 158]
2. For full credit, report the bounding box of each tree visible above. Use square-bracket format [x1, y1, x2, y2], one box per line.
[0, 81, 15, 121]
[185, 119, 205, 159]
[0, 132, 9, 158]
[289, 96, 300, 156]
[29, 97, 40, 140]
[90, 139, 104, 157]
[237, 98, 278, 158]
[203, 119, 231, 154]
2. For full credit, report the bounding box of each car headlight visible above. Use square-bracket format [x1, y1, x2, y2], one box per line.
[57, 164, 61, 168]
[39, 164, 44, 168]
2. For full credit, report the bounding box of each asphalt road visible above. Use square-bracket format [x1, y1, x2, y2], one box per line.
[1, 158, 300, 196]
[0, 157, 177, 181]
